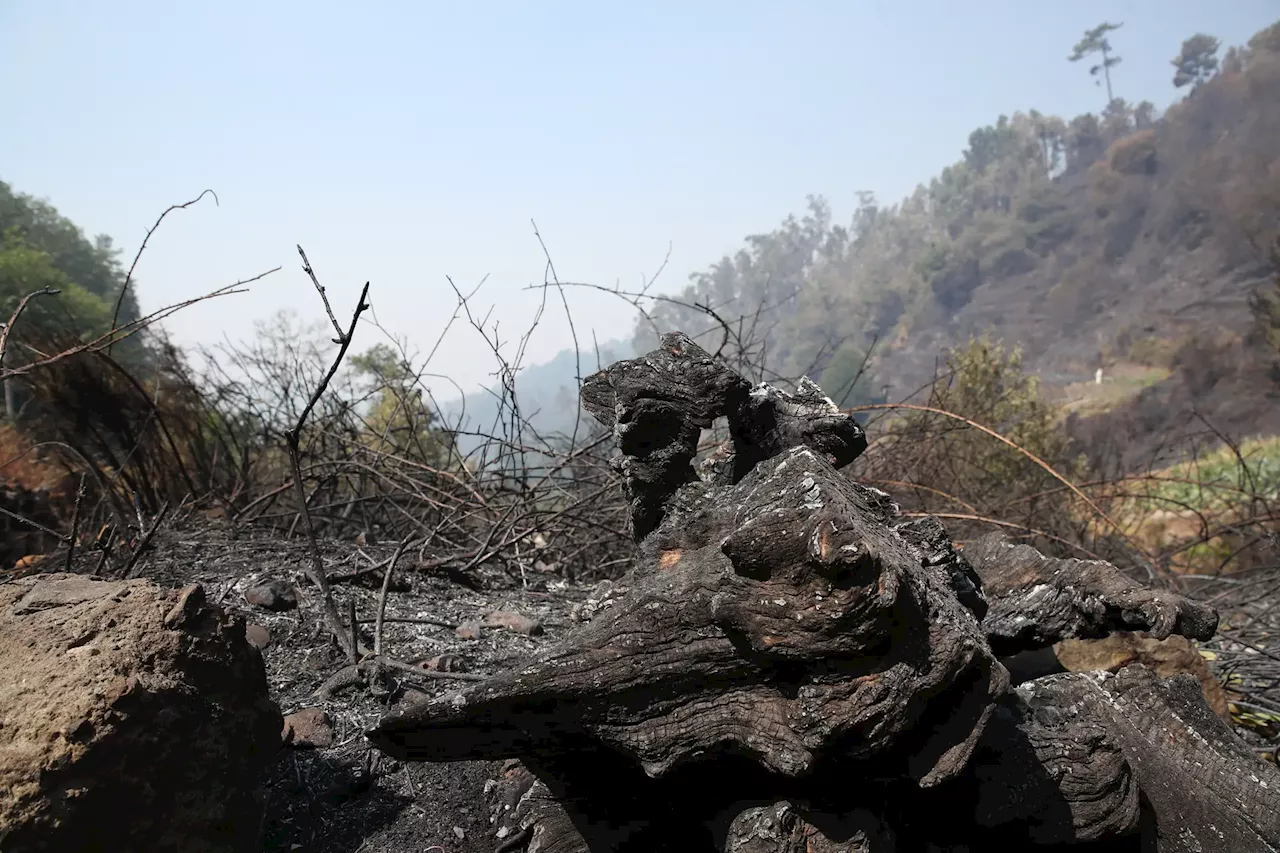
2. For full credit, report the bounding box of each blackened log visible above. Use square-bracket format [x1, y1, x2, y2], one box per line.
[891, 514, 988, 622]
[969, 665, 1280, 851]
[962, 533, 1218, 657]
[719, 801, 896, 853]
[369, 330, 1273, 853]
[722, 377, 868, 484]
[970, 675, 1142, 844]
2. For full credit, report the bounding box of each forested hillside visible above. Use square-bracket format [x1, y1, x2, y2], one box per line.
[0, 180, 147, 385]
[638, 21, 1280, 420]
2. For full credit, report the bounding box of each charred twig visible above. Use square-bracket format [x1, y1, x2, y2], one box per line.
[1, 288, 61, 366]
[283, 248, 371, 665]
[375, 536, 415, 656]
[493, 825, 533, 853]
[349, 597, 360, 660]
[109, 189, 220, 344]
[3, 274, 268, 383]
[315, 655, 485, 701]
[122, 500, 171, 578]
[92, 527, 116, 577]
[64, 474, 87, 572]
[357, 615, 456, 630]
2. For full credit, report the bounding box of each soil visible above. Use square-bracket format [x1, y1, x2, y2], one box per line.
[63, 522, 608, 853]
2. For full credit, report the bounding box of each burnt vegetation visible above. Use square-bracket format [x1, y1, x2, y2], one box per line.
[2, 16, 1280, 853]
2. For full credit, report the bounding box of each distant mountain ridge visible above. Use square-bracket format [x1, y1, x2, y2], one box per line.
[436, 338, 633, 451]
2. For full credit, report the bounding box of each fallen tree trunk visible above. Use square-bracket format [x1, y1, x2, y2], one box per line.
[368, 332, 1280, 852]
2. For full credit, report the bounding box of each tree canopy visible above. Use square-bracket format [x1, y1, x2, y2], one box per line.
[1172, 34, 1222, 89]
[0, 180, 145, 357]
[0, 180, 154, 420]
[1069, 22, 1125, 104]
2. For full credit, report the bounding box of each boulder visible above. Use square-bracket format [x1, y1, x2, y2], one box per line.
[0, 573, 282, 852]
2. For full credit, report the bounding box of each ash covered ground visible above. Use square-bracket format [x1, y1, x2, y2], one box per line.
[88, 521, 615, 853]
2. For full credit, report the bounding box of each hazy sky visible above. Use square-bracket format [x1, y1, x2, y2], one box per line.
[2, 1, 1276, 396]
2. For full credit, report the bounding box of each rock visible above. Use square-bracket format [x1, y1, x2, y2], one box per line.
[244, 579, 298, 612]
[455, 621, 483, 641]
[422, 654, 466, 673]
[482, 609, 543, 636]
[244, 623, 271, 649]
[0, 573, 282, 852]
[282, 707, 334, 749]
[1053, 631, 1231, 721]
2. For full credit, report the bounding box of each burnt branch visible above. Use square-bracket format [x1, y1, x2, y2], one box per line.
[284, 249, 372, 665]
[964, 532, 1219, 657]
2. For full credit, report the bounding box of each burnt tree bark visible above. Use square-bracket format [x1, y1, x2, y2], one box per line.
[368, 332, 1280, 852]
[961, 533, 1219, 657]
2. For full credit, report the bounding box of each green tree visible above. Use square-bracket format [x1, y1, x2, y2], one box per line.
[350, 343, 453, 466]
[0, 179, 148, 370]
[0, 229, 117, 417]
[1029, 110, 1068, 176]
[0, 230, 114, 335]
[964, 116, 1021, 175]
[900, 335, 1078, 510]
[1069, 22, 1124, 104]
[0, 181, 139, 325]
[1132, 100, 1158, 129]
[1172, 33, 1221, 89]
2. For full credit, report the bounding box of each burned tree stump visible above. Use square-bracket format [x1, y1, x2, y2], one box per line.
[369, 332, 1280, 852]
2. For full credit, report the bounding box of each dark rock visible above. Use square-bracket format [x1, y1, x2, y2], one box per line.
[422, 654, 467, 673]
[1053, 630, 1231, 721]
[244, 579, 298, 612]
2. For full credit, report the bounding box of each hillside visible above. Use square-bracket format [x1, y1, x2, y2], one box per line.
[637, 21, 1280, 443]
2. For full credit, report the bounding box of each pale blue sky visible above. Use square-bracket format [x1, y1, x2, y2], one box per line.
[2, 1, 1276, 393]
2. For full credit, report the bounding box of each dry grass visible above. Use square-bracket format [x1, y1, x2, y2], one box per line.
[1052, 363, 1171, 418]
